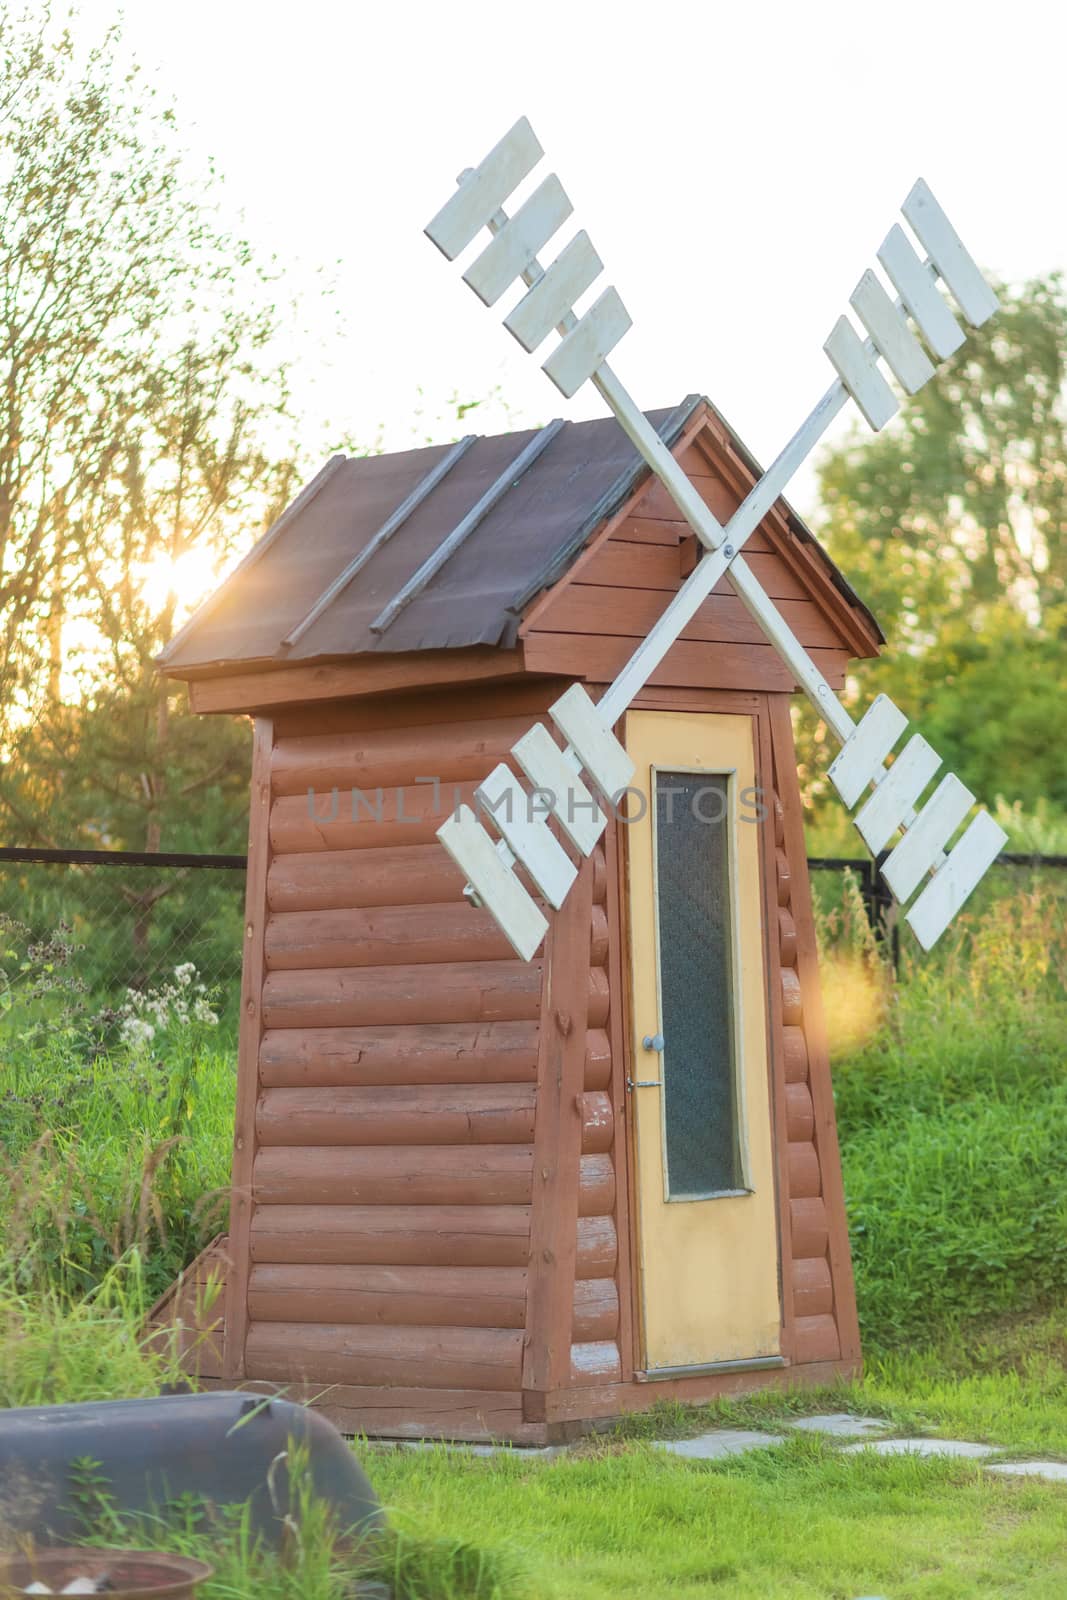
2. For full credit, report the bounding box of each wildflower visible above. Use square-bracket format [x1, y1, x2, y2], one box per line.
[121, 1016, 156, 1049]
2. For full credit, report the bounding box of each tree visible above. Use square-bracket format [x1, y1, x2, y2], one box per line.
[0, 6, 300, 858]
[802, 274, 1067, 827]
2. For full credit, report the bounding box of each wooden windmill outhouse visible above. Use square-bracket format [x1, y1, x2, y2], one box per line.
[158, 395, 881, 1443]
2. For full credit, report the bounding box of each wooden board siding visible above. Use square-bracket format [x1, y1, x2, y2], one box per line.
[766, 695, 861, 1366]
[147, 1235, 228, 1378]
[519, 440, 859, 694]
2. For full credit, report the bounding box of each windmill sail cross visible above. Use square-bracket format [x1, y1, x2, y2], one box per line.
[425, 118, 1008, 959]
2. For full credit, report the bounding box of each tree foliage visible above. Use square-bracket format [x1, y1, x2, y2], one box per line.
[805, 273, 1067, 826]
[0, 6, 301, 851]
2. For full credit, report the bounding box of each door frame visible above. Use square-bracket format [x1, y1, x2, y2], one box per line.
[613, 692, 788, 1380]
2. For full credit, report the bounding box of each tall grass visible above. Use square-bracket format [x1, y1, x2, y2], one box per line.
[818, 873, 1067, 1351]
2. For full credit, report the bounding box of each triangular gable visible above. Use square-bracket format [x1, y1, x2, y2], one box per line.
[519, 403, 882, 696]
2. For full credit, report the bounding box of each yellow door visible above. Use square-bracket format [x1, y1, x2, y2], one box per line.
[625, 710, 781, 1374]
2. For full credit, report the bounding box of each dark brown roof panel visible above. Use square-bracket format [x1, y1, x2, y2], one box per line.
[160, 394, 882, 677]
[160, 403, 699, 675]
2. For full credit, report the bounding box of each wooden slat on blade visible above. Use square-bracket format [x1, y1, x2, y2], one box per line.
[881, 773, 974, 904]
[505, 231, 603, 353]
[463, 175, 572, 306]
[511, 724, 606, 857]
[850, 270, 935, 395]
[824, 316, 899, 431]
[905, 811, 1007, 950]
[437, 806, 548, 962]
[854, 734, 941, 855]
[901, 179, 999, 328]
[878, 224, 965, 361]
[550, 684, 635, 800]
[828, 695, 908, 809]
[425, 117, 543, 261]
[543, 287, 632, 399]
[476, 764, 577, 911]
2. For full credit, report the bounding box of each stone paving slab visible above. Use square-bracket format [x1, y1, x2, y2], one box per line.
[790, 1413, 890, 1437]
[843, 1437, 995, 1459]
[654, 1429, 786, 1460]
[987, 1461, 1067, 1482]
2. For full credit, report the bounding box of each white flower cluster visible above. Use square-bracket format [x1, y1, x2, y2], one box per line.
[118, 962, 219, 1047]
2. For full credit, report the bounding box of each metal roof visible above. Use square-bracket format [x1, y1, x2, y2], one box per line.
[159, 395, 880, 676]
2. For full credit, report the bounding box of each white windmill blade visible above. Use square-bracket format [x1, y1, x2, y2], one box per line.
[824, 177, 998, 432]
[425, 120, 1007, 959]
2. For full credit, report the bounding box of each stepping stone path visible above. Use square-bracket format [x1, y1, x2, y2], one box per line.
[369, 1414, 1067, 1484]
[655, 1428, 788, 1460]
[648, 1414, 1067, 1483]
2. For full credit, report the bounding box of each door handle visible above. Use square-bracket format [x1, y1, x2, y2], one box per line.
[642, 1033, 665, 1052]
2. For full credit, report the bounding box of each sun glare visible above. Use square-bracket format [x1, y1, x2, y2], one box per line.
[137, 547, 220, 617]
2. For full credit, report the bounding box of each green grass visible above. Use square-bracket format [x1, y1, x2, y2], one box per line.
[0, 1013, 234, 1301]
[3, 877, 1067, 1595]
[367, 1438, 1067, 1599]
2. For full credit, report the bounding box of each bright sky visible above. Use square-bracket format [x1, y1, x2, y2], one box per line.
[87, 0, 1066, 517]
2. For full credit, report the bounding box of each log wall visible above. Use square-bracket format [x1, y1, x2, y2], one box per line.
[765, 695, 861, 1367]
[234, 690, 571, 1437]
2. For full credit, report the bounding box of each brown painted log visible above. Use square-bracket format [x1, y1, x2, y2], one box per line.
[253, 1145, 533, 1206]
[268, 843, 463, 913]
[263, 1384, 534, 1444]
[778, 907, 798, 967]
[250, 1204, 531, 1267]
[591, 848, 607, 906]
[781, 968, 803, 1026]
[262, 962, 544, 1030]
[776, 847, 791, 908]
[265, 903, 518, 971]
[256, 1084, 536, 1148]
[259, 1021, 540, 1089]
[792, 1257, 833, 1319]
[578, 1154, 615, 1217]
[589, 907, 609, 967]
[788, 1142, 822, 1200]
[581, 1092, 614, 1155]
[245, 1321, 523, 1391]
[573, 1278, 620, 1342]
[588, 968, 609, 1028]
[270, 780, 479, 855]
[247, 1264, 527, 1329]
[270, 717, 535, 798]
[792, 1313, 841, 1366]
[789, 1197, 829, 1260]
[784, 1082, 815, 1145]
[584, 1030, 611, 1092]
[782, 1026, 809, 1083]
[576, 1215, 618, 1278]
[569, 1340, 622, 1384]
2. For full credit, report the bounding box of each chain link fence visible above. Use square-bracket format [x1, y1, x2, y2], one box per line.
[1, 846, 1064, 1033]
[0, 848, 247, 1040]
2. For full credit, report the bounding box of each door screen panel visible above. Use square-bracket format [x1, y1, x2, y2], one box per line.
[655, 771, 741, 1198]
